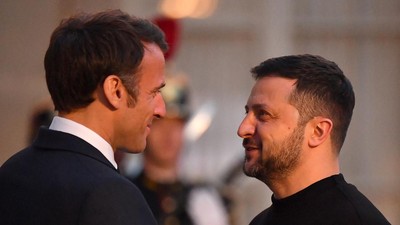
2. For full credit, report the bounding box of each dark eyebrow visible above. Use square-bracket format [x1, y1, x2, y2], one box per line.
[245, 104, 270, 113]
[251, 103, 269, 111]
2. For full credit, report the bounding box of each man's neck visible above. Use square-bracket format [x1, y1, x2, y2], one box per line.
[268, 158, 340, 199]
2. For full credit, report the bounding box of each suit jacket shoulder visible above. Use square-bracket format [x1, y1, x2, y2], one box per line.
[0, 128, 156, 225]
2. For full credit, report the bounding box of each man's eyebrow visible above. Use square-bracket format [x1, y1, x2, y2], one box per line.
[245, 104, 269, 111]
[252, 103, 268, 109]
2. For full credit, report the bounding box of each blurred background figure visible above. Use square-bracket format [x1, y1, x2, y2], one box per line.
[126, 74, 228, 225]
[120, 15, 229, 225]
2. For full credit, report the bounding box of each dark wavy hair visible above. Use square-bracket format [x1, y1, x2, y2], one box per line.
[251, 54, 355, 151]
[44, 9, 168, 113]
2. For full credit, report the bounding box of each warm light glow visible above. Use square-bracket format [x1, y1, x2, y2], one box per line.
[159, 0, 218, 19]
[189, 0, 217, 18]
[184, 101, 216, 142]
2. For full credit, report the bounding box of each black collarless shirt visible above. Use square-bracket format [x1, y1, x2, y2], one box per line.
[249, 174, 390, 225]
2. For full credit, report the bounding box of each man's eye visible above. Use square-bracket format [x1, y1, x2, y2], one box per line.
[152, 90, 161, 97]
[257, 111, 271, 120]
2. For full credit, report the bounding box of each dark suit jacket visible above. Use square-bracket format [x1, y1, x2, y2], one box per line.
[0, 128, 157, 225]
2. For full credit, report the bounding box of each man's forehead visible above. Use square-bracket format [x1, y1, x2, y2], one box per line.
[246, 76, 296, 108]
[251, 77, 295, 95]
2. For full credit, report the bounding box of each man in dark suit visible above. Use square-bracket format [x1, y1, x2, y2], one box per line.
[0, 9, 168, 225]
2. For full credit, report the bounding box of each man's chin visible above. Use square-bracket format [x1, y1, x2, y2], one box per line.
[243, 162, 259, 178]
[117, 145, 146, 154]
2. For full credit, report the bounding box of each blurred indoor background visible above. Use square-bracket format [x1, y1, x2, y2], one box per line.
[1, 0, 399, 224]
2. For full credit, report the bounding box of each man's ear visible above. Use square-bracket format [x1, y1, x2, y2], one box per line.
[102, 75, 125, 109]
[308, 117, 333, 148]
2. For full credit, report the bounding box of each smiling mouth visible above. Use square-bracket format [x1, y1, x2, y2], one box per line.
[242, 138, 259, 151]
[244, 146, 259, 151]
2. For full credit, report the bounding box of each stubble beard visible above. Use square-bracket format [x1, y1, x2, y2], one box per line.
[243, 125, 305, 185]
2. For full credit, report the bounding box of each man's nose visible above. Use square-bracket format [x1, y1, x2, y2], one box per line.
[154, 94, 166, 119]
[237, 114, 255, 138]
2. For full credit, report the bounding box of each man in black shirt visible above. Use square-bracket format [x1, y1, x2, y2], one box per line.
[237, 54, 390, 225]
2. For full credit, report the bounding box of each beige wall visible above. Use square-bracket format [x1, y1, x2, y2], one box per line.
[0, 0, 398, 224]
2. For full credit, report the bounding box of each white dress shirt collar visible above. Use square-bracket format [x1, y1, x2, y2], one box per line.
[49, 116, 118, 169]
